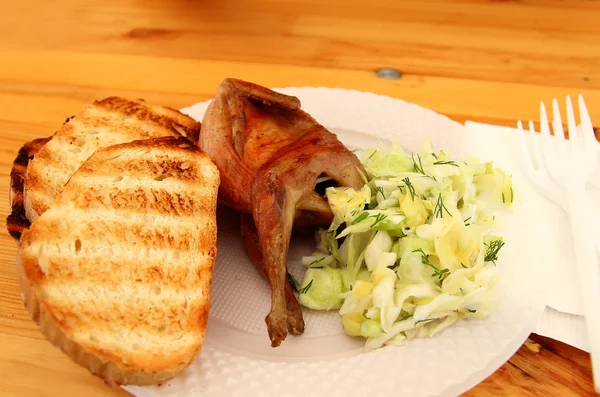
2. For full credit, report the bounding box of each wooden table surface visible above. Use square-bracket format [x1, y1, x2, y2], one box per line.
[1, 0, 599, 396]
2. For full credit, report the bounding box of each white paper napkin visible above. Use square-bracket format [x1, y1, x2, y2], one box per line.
[464, 121, 600, 352]
[536, 307, 590, 352]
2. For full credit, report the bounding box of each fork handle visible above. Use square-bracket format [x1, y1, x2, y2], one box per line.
[565, 180, 600, 392]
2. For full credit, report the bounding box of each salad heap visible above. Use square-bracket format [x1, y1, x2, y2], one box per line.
[293, 140, 513, 350]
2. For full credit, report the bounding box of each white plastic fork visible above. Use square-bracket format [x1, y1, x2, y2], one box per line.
[518, 95, 600, 392]
[518, 108, 600, 211]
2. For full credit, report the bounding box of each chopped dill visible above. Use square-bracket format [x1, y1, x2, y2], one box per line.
[412, 153, 426, 175]
[484, 239, 505, 264]
[298, 279, 313, 294]
[433, 160, 458, 167]
[413, 248, 450, 280]
[371, 213, 388, 228]
[434, 193, 452, 218]
[287, 273, 300, 291]
[402, 177, 416, 200]
[353, 212, 369, 224]
[309, 257, 325, 266]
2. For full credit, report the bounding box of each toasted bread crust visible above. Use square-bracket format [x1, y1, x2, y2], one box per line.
[93, 97, 201, 144]
[17, 136, 219, 386]
[23, 97, 202, 223]
[6, 136, 52, 240]
[15, 253, 190, 386]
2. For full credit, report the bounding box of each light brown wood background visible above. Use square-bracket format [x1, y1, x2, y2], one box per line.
[0, 0, 598, 396]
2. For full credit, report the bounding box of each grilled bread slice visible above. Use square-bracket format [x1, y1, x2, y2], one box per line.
[17, 136, 219, 386]
[7, 135, 52, 240]
[24, 97, 201, 223]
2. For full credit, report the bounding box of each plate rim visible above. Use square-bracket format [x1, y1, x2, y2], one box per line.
[126, 86, 547, 397]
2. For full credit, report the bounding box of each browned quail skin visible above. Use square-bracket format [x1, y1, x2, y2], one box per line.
[200, 78, 365, 347]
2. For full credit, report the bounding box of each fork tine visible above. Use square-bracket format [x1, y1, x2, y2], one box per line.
[518, 120, 536, 173]
[550, 98, 569, 179]
[518, 119, 568, 210]
[541, 101, 551, 137]
[578, 94, 599, 170]
[540, 101, 561, 179]
[517, 120, 538, 176]
[579, 94, 598, 147]
[579, 95, 593, 134]
[552, 98, 566, 143]
[529, 120, 545, 170]
[566, 95, 578, 145]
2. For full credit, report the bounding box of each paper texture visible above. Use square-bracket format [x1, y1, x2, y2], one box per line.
[465, 121, 598, 352]
[535, 308, 590, 352]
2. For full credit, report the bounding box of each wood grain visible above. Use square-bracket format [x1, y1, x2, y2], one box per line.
[0, 0, 597, 395]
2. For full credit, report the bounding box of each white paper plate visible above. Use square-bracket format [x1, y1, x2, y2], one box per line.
[125, 88, 547, 397]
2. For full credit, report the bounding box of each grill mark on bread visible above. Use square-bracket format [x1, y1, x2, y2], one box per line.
[24, 212, 216, 258]
[94, 97, 201, 142]
[41, 205, 214, 232]
[19, 254, 47, 284]
[44, 290, 205, 345]
[60, 184, 214, 218]
[41, 253, 212, 294]
[41, 284, 205, 327]
[27, 237, 200, 272]
[23, 97, 202, 221]
[88, 221, 195, 252]
[16, 135, 218, 385]
[77, 158, 209, 184]
[75, 220, 210, 253]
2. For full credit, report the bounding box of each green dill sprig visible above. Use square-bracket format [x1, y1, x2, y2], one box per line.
[411, 153, 436, 180]
[412, 153, 426, 174]
[413, 248, 436, 270]
[368, 149, 378, 159]
[309, 257, 325, 267]
[287, 273, 300, 290]
[371, 213, 388, 228]
[298, 279, 313, 294]
[353, 212, 369, 224]
[402, 177, 416, 200]
[412, 248, 449, 280]
[463, 216, 472, 226]
[484, 239, 505, 264]
[433, 160, 458, 167]
[376, 186, 386, 199]
[288, 273, 313, 294]
[434, 193, 452, 218]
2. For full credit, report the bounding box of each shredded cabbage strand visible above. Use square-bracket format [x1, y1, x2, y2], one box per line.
[297, 140, 513, 350]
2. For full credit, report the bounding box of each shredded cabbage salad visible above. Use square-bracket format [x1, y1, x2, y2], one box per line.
[295, 140, 513, 350]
